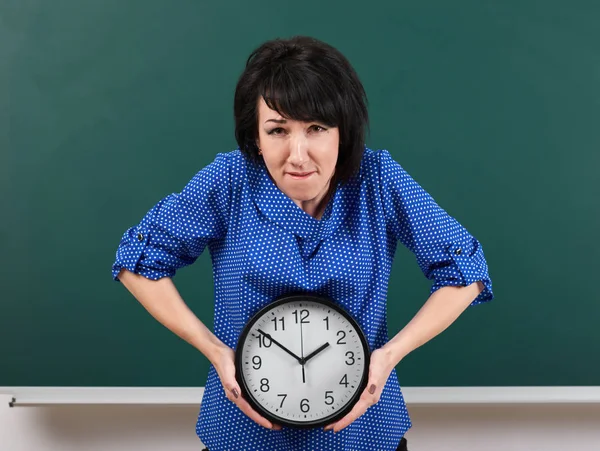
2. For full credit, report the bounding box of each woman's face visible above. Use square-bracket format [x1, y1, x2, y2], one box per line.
[256, 97, 339, 216]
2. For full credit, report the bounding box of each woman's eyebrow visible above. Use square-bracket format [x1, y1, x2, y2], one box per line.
[265, 119, 287, 124]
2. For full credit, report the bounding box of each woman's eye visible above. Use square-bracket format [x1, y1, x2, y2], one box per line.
[267, 128, 285, 135]
[310, 125, 327, 133]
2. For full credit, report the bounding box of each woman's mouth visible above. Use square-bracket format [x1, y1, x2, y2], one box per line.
[287, 171, 315, 180]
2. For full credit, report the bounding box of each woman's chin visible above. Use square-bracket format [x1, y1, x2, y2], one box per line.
[283, 189, 319, 203]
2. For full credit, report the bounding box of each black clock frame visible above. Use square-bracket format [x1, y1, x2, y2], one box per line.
[234, 293, 371, 429]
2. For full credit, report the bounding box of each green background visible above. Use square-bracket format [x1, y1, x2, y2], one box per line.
[2, 0, 599, 387]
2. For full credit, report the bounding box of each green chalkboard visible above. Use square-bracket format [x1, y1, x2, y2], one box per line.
[2, 0, 599, 387]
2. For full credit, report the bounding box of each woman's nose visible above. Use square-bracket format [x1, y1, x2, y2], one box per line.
[288, 134, 309, 166]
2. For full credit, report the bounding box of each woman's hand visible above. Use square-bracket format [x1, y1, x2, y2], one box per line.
[323, 347, 396, 433]
[115, 271, 281, 429]
[211, 344, 282, 431]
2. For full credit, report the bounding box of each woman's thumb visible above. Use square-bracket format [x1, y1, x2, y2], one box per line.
[222, 378, 241, 402]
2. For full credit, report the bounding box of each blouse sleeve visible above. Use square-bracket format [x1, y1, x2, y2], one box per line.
[377, 149, 494, 305]
[111, 152, 232, 281]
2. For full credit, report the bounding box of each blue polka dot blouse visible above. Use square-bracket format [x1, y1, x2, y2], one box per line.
[111, 148, 494, 451]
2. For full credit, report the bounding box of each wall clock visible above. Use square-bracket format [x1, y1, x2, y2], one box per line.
[235, 294, 370, 428]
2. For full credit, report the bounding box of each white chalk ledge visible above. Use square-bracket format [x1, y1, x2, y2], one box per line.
[2, 387, 600, 407]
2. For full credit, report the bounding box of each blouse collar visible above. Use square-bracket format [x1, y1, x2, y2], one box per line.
[244, 156, 351, 243]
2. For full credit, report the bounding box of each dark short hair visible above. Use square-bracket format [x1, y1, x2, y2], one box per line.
[234, 36, 369, 185]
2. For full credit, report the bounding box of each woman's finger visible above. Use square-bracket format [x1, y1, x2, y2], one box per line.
[222, 381, 281, 430]
[323, 379, 384, 432]
[325, 398, 370, 432]
[365, 381, 382, 403]
[236, 394, 282, 430]
[215, 347, 283, 430]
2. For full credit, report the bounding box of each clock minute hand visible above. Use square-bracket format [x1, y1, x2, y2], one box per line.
[256, 329, 303, 364]
[302, 342, 330, 364]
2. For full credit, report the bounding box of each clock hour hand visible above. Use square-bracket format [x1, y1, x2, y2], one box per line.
[302, 342, 330, 364]
[256, 329, 303, 364]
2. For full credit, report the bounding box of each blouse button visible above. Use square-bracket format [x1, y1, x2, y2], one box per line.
[137, 233, 144, 242]
[454, 248, 462, 256]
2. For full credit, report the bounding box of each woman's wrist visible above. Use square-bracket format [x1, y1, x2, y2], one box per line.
[201, 335, 230, 366]
[379, 336, 409, 368]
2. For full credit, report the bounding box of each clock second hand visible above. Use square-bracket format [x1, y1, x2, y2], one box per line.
[300, 319, 305, 384]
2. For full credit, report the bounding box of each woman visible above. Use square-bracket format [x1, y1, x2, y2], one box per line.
[112, 35, 493, 451]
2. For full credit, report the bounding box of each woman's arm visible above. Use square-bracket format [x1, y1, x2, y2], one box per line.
[117, 268, 226, 362]
[117, 268, 280, 429]
[383, 280, 485, 366]
[324, 280, 484, 432]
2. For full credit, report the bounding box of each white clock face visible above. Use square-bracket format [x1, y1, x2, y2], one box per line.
[237, 297, 369, 427]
